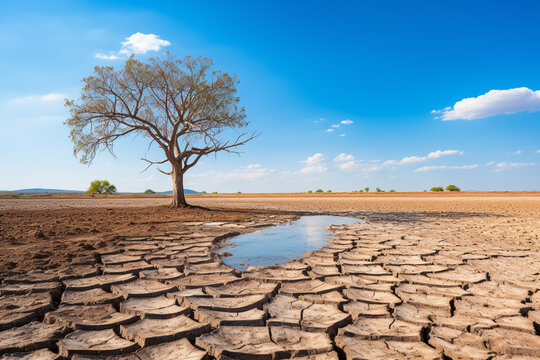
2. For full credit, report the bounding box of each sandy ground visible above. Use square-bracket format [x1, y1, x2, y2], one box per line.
[1, 193, 538, 276]
[0, 193, 539, 357]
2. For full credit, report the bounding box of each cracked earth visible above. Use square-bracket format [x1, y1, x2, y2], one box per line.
[1, 207, 539, 359]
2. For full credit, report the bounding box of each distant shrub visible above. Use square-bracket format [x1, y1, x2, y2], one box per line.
[359, 189, 364, 192]
[211, 191, 218, 194]
[144, 189, 155, 194]
[423, 190, 427, 192]
[376, 187, 382, 192]
[308, 190, 313, 193]
[87, 180, 117, 195]
[201, 191, 207, 194]
[315, 189, 324, 193]
[430, 187, 444, 192]
[327, 190, 332, 193]
[237, 191, 242, 194]
[364, 187, 370, 192]
[446, 184, 461, 192]
[389, 189, 396, 192]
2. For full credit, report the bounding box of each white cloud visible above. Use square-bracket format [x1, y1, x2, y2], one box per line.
[341, 119, 353, 125]
[300, 165, 327, 174]
[535, 150, 540, 154]
[119, 32, 171, 54]
[486, 161, 495, 166]
[302, 153, 325, 165]
[383, 149, 462, 166]
[428, 149, 463, 159]
[433, 87, 540, 120]
[314, 118, 325, 124]
[334, 153, 357, 171]
[300, 153, 327, 174]
[187, 164, 275, 182]
[337, 161, 357, 172]
[361, 164, 383, 173]
[493, 162, 535, 172]
[331, 124, 340, 128]
[95, 52, 119, 60]
[339, 134, 346, 137]
[326, 128, 334, 132]
[12, 93, 66, 103]
[514, 150, 522, 155]
[334, 153, 354, 162]
[415, 164, 479, 172]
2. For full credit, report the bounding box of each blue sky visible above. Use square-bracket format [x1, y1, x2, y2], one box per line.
[0, 0, 539, 192]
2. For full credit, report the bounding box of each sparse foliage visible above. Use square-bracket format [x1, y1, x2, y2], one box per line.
[430, 187, 444, 192]
[446, 184, 461, 192]
[65, 54, 256, 207]
[87, 180, 117, 195]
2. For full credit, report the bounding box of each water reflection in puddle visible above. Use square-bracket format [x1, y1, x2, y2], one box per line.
[221, 215, 362, 270]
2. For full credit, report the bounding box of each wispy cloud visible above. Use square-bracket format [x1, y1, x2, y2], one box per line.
[414, 164, 479, 172]
[95, 32, 171, 60]
[493, 162, 535, 172]
[12, 93, 66, 103]
[334, 153, 354, 162]
[95, 52, 119, 60]
[300, 153, 327, 174]
[334, 153, 357, 172]
[341, 119, 353, 125]
[383, 149, 463, 166]
[326, 128, 334, 132]
[514, 150, 522, 155]
[187, 164, 275, 182]
[433, 87, 540, 120]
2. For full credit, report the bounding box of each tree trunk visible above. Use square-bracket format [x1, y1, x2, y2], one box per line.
[171, 166, 188, 207]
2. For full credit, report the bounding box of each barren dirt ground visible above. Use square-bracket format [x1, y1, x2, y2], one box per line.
[0, 193, 539, 358]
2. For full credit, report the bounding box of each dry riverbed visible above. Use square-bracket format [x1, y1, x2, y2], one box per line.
[0, 194, 538, 358]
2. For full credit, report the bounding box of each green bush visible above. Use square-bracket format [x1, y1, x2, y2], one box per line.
[211, 191, 218, 194]
[430, 187, 444, 192]
[201, 191, 207, 194]
[315, 189, 324, 193]
[389, 189, 395, 192]
[359, 189, 364, 192]
[327, 190, 332, 193]
[87, 180, 117, 195]
[144, 189, 155, 194]
[364, 187, 370, 192]
[308, 190, 313, 193]
[446, 184, 461, 192]
[376, 187, 382, 192]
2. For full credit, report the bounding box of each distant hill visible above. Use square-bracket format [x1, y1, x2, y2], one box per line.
[0, 188, 85, 193]
[159, 189, 200, 194]
[0, 188, 200, 194]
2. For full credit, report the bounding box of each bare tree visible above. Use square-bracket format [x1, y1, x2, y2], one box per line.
[65, 55, 256, 207]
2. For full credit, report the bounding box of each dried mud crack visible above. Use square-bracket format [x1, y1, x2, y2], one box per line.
[0, 211, 539, 359]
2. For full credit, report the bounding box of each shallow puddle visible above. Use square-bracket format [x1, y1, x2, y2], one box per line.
[221, 215, 362, 270]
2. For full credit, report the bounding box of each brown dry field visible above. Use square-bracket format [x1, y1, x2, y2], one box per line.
[0, 192, 539, 277]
